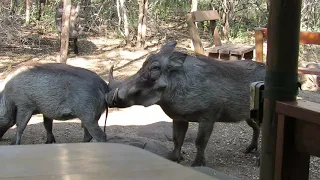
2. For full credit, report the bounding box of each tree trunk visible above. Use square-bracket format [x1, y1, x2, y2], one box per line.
[25, 0, 31, 24]
[120, 0, 129, 43]
[38, 0, 47, 21]
[58, 0, 71, 63]
[81, 0, 91, 28]
[10, 0, 18, 15]
[265, 0, 270, 12]
[136, 0, 148, 49]
[189, 0, 198, 49]
[191, 0, 197, 12]
[116, 0, 122, 36]
[141, 0, 148, 48]
[221, 0, 232, 40]
[136, 0, 144, 48]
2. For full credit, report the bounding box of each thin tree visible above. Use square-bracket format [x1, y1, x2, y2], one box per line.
[191, 0, 197, 12]
[58, 0, 71, 63]
[121, 0, 129, 44]
[38, 0, 48, 21]
[116, 0, 129, 44]
[189, 0, 198, 49]
[10, 0, 18, 15]
[136, 0, 148, 49]
[25, 0, 32, 24]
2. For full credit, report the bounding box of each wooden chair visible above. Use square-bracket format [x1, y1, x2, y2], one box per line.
[186, 10, 255, 60]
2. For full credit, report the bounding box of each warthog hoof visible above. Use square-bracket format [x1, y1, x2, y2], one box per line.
[45, 137, 56, 144]
[244, 144, 258, 154]
[191, 156, 206, 167]
[167, 152, 184, 163]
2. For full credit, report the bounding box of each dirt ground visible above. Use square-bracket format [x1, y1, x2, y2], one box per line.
[0, 34, 319, 180]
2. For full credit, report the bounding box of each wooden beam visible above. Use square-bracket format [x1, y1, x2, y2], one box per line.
[254, 28, 320, 63]
[298, 67, 320, 75]
[186, 13, 205, 55]
[256, 28, 320, 45]
[191, 10, 220, 22]
[259, 0, 302, 180]
[276, 100, 320, 125]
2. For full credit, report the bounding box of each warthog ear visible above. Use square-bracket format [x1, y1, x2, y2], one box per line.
[168, 52, 187, 69]
[159, 41, 177, 55]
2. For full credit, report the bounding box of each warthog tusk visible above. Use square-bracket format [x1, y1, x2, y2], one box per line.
[112, 88, 119, 104]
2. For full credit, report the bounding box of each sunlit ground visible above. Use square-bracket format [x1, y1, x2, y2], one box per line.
[8, 105, 172, 129]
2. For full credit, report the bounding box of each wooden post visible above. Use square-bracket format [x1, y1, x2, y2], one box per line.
[58, 0, 71, 63]
[274, 115, 310, 180]
[186, 13, 204, 55]
[259, 0, 302, 180]
[255, 28, 264, 63]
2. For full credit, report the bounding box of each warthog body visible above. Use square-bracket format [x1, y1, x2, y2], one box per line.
[0, 63, 108, 145]
[107, 41, 266, 166]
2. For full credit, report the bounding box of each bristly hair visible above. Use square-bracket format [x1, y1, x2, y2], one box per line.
[168, 50, 258, 81]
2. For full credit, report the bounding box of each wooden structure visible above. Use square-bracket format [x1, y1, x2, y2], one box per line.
[275, 100, 320, 180]
[186, 10, 255, 60]
[254, 27, 320, 76]
[259, 0, 320, 180]
[0, 143, 219, 180]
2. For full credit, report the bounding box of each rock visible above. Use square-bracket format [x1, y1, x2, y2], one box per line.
[107, 135, 170, 158]
[192, 166, 240, 180]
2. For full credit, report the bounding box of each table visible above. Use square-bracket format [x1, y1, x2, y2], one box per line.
[275, 100, 320, 180]
[0, 143, 218, 180]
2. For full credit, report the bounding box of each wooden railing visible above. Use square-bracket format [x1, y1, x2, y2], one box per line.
[254, 28, 320, 76]
[275, 100, 320, 180]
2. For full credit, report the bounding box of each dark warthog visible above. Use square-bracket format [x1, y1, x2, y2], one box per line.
[107, 41, 266, 166]
[0, 63, 109, 145]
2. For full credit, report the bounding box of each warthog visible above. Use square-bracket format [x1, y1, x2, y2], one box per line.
[107, 41, 266, 166]
[0, 63, 108, 145]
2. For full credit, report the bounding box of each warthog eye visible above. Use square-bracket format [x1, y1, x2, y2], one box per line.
[149, 66, 161, 81]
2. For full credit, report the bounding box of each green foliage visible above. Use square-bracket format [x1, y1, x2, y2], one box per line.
[7, 0, 320, 36]
[2, 0, 320, 49]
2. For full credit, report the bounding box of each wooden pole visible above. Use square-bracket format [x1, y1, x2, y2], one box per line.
[259, 0, 302, 180]
[58, 0, 71, 63]
[255, 28, 264, 63]
[186, 13, 204, 55]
